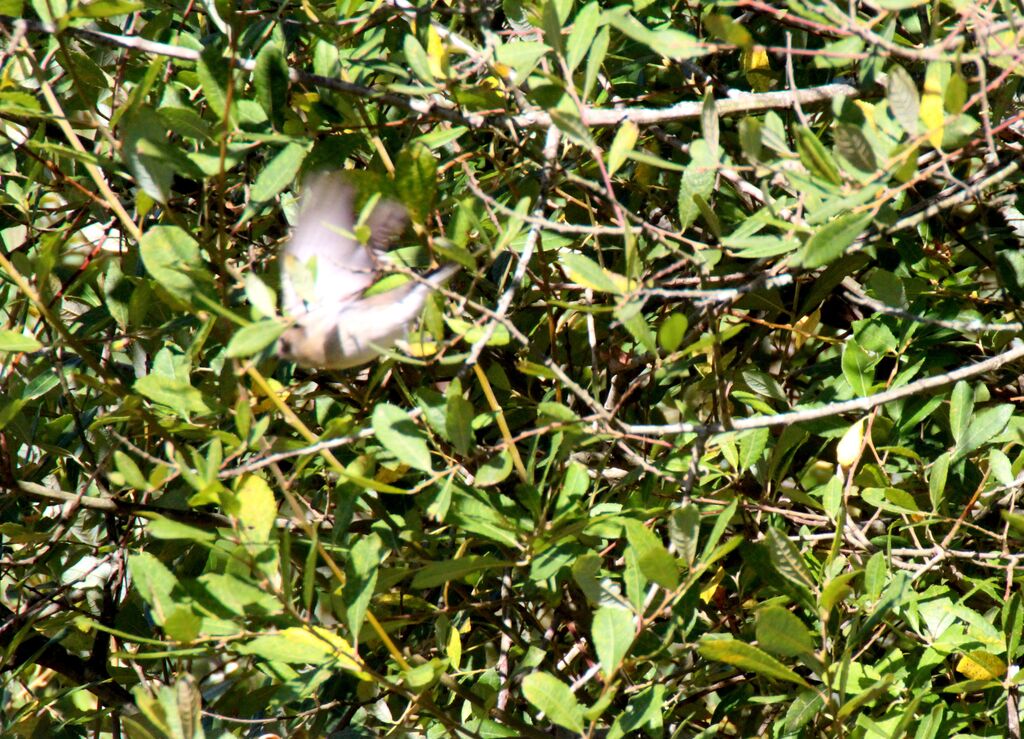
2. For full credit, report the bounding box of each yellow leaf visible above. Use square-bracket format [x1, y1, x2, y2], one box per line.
[404, 339, 441, 357]
[793, 309, 820, 351]
[427, 26, 449, 79]
[742, 46, 774, 92]
[920, 62, 946, 149]
[836, 418, 866, 470]
[956, 650, 1006, 681]
[233, 475, 277, 543]
[699, 566, 726, 603]
[447, 625, 462, 670]
[253, 376, 289, 413]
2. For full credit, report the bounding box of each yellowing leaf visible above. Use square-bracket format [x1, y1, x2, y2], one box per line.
[239, 627, 366, 675]
[561, 253, 633, 294]
[956, 650, 1006, 681]
[743, 46, 774, 92]
[836, 418, 866, 469]
[608, 121, 639, 176]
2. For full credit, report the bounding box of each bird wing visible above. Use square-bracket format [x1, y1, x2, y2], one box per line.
[280, 176, 408, 317]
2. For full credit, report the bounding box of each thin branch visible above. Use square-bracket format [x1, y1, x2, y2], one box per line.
[11, 480, 233, 528]
[841, 277, 1024, 334]
[621, 339, 1024, 436]
[1, 16, 864, 130]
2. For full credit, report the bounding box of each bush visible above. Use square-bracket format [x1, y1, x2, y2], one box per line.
[2, 0, 1024, 736]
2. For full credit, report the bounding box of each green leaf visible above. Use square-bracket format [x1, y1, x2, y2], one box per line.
[678, 139, 716, 231]
[521, 672, 585, 733]
[139, 225, 214, 305]
[69, 0, 142, 16]
[796, 126, 842, 185]
[134, 374, 211, 417]
[842, 339, 875, 396]
[606, 7, 704, 60]
[796, 211, 873, 268]
[583, 26, 609, 100]
[756, 606, 813, 657]
[668, 505, 700, 567]
[145, 517, 217, 543]
[698, 637, 810, 686]
[161, 607, 201, 643]
[561, 252, 628, 294]
[128, 552, 180, 625]
[197, 43, 232, 123]
[948, 381, 974, 446]
[658, 312, 688, 353]
[929, 451, 951, 512]
[159, 106, 213, 141]
[121, 108, 175, 204]
[236, 627, 363, 673]
[495, 41, 550, 84]
[251, 143, 307, 203]
[861, 487, 922, 514]
[114, 450, 148, 490]
[738, 117, 763, 160]
[253, 44, 290, 131]
[234, 475, 277, 543]
[836, 675, 895, 719]
[372, 403, 433, 472]
[700, 498, 738, 563]
[411, 555, 509, 588]
[0, 329, 41, 352]
[344, 533, 382, 637]
[765, 528, 816, 595]
[592, 606, 634, 677]
[197, 573, 281, 616]
[445, 381, 475, 456]
[225, 320, 284, 358]
[623, 519, 679, 590]
[607, 120, 638, 177]
[616, 301, 657, 354]
[834, 123, 877, 172]
[446, 317, 511, 346]
[566, 2, 601, 72]
[888, 63, 921, 137]
[784, 689, 825, 733]
[395, 142, 438, 223]
[702, 89, 720, 158]
[244, 273, 277, 318]
[820, 570, 860, 615]
[476, 450, 513, 486]
[403, 34, 436, 85]
[953, 404, 1013, 462]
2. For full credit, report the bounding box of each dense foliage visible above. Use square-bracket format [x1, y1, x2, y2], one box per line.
[2, 0, 1024, 736]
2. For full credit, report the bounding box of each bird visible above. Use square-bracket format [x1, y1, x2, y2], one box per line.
[276, 174, 457, 369]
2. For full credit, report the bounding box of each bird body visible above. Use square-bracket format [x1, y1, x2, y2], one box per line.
[276, 175, 456, 369]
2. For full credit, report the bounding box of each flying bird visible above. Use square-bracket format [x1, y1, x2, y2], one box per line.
[277, 175, 457, 369]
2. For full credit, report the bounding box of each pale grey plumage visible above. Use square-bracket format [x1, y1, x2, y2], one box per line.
[277, 175, 456, 369]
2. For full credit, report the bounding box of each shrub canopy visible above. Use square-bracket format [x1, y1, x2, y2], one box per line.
[2, 0, 1024, 736]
